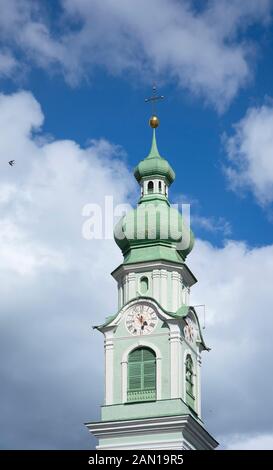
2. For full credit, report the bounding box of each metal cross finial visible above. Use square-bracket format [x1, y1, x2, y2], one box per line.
[145, 84, 164, 115]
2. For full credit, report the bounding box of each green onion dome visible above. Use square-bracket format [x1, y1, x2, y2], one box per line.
[114, 127, 194, 264]
[114, 199, 194, 264]
[134, 130, 175, 185]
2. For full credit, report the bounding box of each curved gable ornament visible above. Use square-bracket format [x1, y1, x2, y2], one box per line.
[105, 297, 175, 330]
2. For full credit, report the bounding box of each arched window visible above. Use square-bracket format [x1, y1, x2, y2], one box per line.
[140, 276, 149, 294]
[147, 181, 154, 193]
[158, 181, 162, 192]
[185, 354, 195, 410]
[127, 347, 156, 402]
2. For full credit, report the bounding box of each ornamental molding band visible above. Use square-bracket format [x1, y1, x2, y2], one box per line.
[85, 94, 218, 450]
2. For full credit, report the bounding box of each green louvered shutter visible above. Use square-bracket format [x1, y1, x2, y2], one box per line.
[143, 361, 156, 390]
[127, 347, 156, 402]
[128, 362, 142, 391]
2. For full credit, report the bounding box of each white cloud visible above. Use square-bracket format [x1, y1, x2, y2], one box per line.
[0, 90, 273, 449]
[224, 101, 273, 205]
[0, 50, 18, 77]
[0, 219, 68, 276]
[224, 433, 273, 450]
[190, 239, 273, 447]
[173, 193, 232, 236]
[0, 90, 135, 285]
[192, 215, 232, 236]
[0, 0, 272, 109]
[53, 0, 273, 109]
[0, 90, 135, 448]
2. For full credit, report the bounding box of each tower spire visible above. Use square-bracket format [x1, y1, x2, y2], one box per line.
[134, 87, 175, 186]
[147, 128, 160, 159]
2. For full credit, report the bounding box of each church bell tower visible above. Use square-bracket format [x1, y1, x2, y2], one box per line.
[85, 92, 218, 450]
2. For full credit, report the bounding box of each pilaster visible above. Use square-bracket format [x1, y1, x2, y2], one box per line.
[104, 333, 114, 405]
[160, 269, 168, 310]
[128, 272, 136, 300]
[171, 271, 180, 312]
[152, 269, 160, 304]
[169, 326, 181, 398]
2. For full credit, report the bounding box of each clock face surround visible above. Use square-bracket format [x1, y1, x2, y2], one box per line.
[125, 303, 158, 336]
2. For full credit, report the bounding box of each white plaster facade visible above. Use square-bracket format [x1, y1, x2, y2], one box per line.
[141, 177, 168, 198]
[112, 260, 197, 312]
[100, 298, 202, 415]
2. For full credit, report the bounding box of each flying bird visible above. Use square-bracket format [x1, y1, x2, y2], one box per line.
[8, 160, 15, 166]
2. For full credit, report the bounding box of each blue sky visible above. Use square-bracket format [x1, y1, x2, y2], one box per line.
[1, 0, 273, 450]
[3, 20, 273, 248]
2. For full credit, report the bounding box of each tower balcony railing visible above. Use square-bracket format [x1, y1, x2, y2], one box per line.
[127, 389, 156, 403]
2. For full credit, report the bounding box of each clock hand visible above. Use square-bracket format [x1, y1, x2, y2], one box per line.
[141, 321, 148, 330]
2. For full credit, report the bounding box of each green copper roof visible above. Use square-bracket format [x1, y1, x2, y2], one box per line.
[114, 199, 195, 264]
[134, 129, 175, 185]
[176, 305, 190, 317]
[114, 126, 195, 263]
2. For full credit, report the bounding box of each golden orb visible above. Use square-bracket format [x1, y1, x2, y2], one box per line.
[149, 115, 160, 128]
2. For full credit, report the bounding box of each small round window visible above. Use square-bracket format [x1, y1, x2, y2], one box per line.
[140, 276, 149, 294]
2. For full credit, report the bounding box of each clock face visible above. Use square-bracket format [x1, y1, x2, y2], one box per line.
[125, 304, 158, 336]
